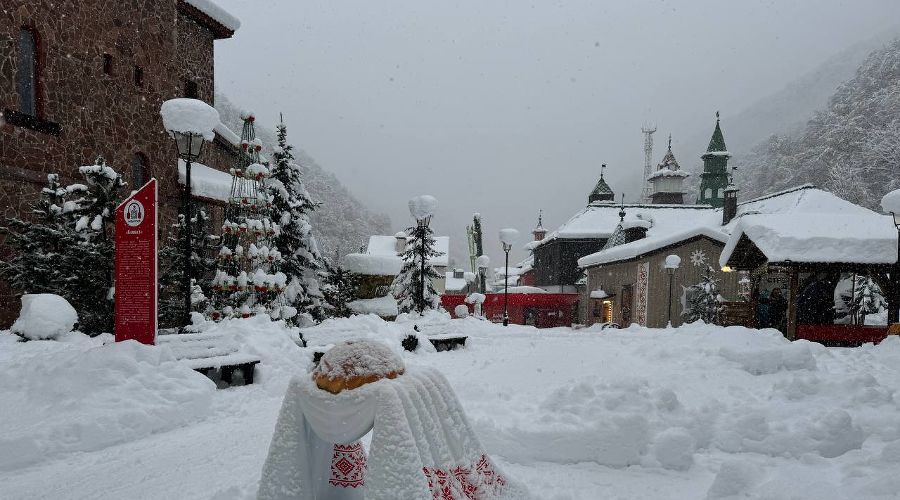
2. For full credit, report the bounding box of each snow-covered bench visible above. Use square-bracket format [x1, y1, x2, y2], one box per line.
[157, 332, 260, 386]
[428, 334, 467, 352]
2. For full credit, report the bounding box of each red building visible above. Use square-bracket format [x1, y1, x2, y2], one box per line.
[442, 293, 580, 328]
[0, 0, 241, 326]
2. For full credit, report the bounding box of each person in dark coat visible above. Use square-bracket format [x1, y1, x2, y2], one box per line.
[768, 288, 788, 334]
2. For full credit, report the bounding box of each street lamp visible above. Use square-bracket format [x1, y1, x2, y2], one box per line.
[665, 254, 681, 327]
[499, 228, 519, 326]
[409, 195, 437, 314]
[161, 98, 218, 328]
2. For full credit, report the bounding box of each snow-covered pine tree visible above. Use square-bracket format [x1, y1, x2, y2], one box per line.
[69, 157, 125, 334]
[839, 273, 886, 325]
[321, 258, 359, 318]
[391, 225, 442, 314]
[682, 265, 724, 324]
[158, 210, 219, 328]
[0, 174, 80, 298]
[268, 118, 325, 323]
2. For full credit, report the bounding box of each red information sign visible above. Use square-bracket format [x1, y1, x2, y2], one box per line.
[114, 179, 158, 344]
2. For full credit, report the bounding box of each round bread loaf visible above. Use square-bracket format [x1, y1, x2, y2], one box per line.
[313, 340, 405, 394]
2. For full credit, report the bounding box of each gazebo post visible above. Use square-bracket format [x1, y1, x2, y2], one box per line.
[786, 267, 799, 341]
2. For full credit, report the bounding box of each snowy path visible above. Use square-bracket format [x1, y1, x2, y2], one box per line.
[0, 388, 282, 500]
[2, 316, 899, 499]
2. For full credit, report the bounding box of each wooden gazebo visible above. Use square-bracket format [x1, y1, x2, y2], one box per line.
[720, 213, 899, 345]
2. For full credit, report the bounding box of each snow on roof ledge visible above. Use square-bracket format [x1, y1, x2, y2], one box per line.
[719, 213, 898, 267]
[579, 225, 729, 268]
[343, 253, 402, 276]
[183, 0, 241, 32]
[178, 160, 231, 202]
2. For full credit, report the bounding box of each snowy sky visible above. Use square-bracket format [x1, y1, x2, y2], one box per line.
[213, 0, 900, 266]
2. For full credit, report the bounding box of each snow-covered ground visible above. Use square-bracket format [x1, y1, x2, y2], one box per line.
[2, 314, 899, 499]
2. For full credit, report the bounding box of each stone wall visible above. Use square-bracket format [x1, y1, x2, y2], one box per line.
[0, 0, 236, 327]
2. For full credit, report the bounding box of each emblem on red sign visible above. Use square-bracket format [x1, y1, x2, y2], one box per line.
[114, 179, 158, 344]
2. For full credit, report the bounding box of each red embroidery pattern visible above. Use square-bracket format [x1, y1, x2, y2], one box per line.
[422, 454, 506, 499]
[329, 442, 367, 488]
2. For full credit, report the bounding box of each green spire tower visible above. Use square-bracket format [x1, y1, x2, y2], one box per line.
[697, 112, 731, 207]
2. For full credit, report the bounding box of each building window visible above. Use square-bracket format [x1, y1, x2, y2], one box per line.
[704, 188, 712, 199]
[131, 153, 147, 188]
[17, 28, 39, 116]
[133, 66, 144, 87]
[717, 188, 724, 198]
[103, 54, 113, 75]
[184, 80, 198, 98]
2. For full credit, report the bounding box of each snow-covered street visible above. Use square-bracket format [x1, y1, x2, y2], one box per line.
[2, 315, 899, 499]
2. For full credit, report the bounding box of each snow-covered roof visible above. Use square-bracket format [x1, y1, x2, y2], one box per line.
[538, 203, 716, 247]
[445, 272, 468, 292]
[343, 234, 450, 276]
[182, 0, 241, 34]
[579, 224, 728, 268]
[505, 286, 548, 294]
[646, 168, 690, 181]
[720, 213, 898, 266]
[343, 253, 402, 276]
[178, 160, 231, 202]
[578, 184, 890, 269]
[367, 235, 449, 267]
[214, 121, 240, 145]
[882, 189, 900, 214]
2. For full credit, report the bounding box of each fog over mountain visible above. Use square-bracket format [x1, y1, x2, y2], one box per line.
[213, 1, 900, 266]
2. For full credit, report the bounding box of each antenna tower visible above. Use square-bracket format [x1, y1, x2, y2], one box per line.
[641, 123, 657, 203]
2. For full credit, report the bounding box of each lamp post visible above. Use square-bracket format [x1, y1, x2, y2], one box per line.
[171, 131, 206, 327]
[664, 254, 681, 327]
[476, 255, 490, 294]
[160, 98, 219, 328]
[499, 228, 519, 326]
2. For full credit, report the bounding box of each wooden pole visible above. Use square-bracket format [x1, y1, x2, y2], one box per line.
[786, 268, 799, 340]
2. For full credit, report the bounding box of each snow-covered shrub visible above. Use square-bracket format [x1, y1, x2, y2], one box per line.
[11, 294, 78, 340]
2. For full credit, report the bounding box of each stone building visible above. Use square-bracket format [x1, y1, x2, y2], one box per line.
[0, 0, 241, 325]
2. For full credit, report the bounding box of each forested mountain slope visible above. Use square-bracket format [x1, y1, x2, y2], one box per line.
[732, 37, 900, 207]
[215, 94, 390, 260]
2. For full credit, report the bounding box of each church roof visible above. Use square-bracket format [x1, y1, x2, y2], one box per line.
[703, 115, 731, 157]
[657, 136, 681, 171]
[590, 176, 614, 199]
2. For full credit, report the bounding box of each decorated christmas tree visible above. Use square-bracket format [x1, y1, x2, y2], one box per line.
[682, 265, 724, 324]
[268, 117, 325, 324]
[209, 112, 290, 320]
